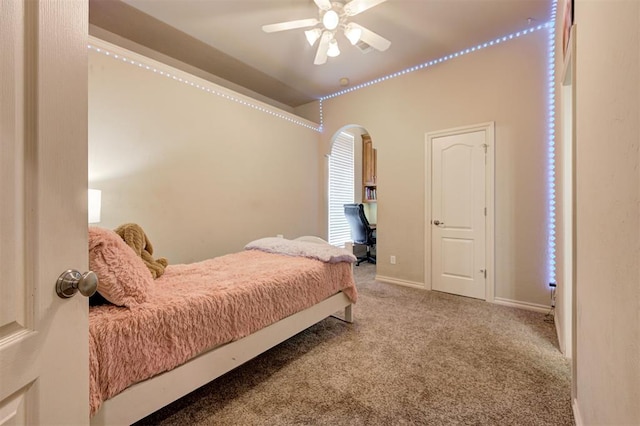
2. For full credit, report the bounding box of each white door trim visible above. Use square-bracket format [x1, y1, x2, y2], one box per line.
[424, 122, 495, 302]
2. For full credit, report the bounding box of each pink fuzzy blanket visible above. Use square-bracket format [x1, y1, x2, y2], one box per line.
[89, 250, 357, 416]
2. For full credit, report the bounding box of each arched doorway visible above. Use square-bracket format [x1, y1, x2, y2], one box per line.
[327, 126, 377, 266]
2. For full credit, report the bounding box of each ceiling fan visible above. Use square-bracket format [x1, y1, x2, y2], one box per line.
[262, 0, 391, 65]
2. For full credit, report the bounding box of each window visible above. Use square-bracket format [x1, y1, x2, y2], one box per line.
[328, 132, 355, 247]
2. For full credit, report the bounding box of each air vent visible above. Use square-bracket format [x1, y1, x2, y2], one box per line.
[355, 40, 374, 54]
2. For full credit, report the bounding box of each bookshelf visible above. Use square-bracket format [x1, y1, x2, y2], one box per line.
[362, 134, 377, 203]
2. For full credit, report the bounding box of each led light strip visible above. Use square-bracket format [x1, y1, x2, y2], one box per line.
[318, 101, 324, 133]
[548, 0, 558, 287]
[319, 22, 552, 103]
[87, 44, 321, 132]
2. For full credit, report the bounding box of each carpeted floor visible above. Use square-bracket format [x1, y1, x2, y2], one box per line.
[136, 263, 574, 425]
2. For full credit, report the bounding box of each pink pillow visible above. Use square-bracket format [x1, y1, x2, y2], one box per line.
[88, 227, 152, 307]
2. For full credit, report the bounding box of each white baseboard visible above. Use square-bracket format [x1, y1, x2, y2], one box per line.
[375, 275, 425, 290]
[493, 297, 551, 313]
[572, 398, 583, 426]
[374, 281, 554, 316]
[375, 276, 577, 421]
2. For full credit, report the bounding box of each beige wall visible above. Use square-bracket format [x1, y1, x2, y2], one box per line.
[319, 31, 550, 306]
[89, 49, 322, 264]
[573, 0, 640, 423]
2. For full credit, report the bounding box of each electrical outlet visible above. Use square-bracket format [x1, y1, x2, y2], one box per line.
[276, 234, 283, 238]
[390, 255, 396, 264]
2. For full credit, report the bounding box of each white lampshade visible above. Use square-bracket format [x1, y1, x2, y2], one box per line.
[305, 28, 322, 46]
[344, 25, 362, 45]
[88, 189, 102, 224]
[327, 39, 340, 57]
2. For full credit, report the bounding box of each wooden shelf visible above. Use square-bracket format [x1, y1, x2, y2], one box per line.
[362, 134, 377, 202]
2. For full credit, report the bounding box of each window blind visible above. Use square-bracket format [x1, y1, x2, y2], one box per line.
[328, 132, 355, 247]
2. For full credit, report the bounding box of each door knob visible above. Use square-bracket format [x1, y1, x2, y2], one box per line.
[433, 220, 444, 226]
[56, 270, 98, 299]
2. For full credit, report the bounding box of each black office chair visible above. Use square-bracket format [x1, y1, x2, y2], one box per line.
[344, 203, 376, 266]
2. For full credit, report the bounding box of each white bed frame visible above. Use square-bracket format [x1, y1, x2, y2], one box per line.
[90, 237, 354, 425]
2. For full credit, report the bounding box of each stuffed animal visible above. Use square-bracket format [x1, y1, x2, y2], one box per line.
[114, 223, 168, 279]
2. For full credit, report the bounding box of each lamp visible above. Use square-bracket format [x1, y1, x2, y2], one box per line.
[305, 28, 322, 46]
[88, 189, 102, 224]
[344, 24, 362, 45]
[327, 39, 341, 57]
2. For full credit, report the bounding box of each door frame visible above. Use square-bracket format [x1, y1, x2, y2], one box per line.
[424, 122, 495, 301]
[560, 22, 577, 401]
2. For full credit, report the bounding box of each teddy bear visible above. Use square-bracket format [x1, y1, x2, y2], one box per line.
[114, 223, 168, 279]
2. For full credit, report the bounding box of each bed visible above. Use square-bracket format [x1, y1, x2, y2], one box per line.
[87, 228, 357, 425]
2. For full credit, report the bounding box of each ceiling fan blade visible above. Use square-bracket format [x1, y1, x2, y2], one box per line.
[349, 23, 391, 51]
[314, 31, 332, 65]
[262, 18, 319, 33]
[344, 0, 387, 16]
[313, 0, 332, 11]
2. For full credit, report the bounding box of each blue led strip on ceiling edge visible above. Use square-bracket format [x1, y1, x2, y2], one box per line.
[319, 21, 552, 105]
[87, 43, 322, 132]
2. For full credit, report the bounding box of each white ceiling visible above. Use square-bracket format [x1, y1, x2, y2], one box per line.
[118, 0, 552, 106]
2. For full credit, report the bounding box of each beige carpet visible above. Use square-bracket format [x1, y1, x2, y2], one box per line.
[135, 263, 573, 425]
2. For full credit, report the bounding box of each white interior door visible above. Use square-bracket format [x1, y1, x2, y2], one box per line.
[0, 1, 89, 424]
[431, 129, 487, 299]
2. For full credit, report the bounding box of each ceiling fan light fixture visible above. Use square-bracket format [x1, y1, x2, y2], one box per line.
[262, 0, 390, 65]
[322, 10, 339, 30]
[344, 25, 362, 45]
[327, 38, 341, 57]
[305, 28, 322, 46]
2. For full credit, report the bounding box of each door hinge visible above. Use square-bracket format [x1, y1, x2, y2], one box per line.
[482, 143, 488, 153]
[484, 207, 487, 216]
[480, 269, 487, 279]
